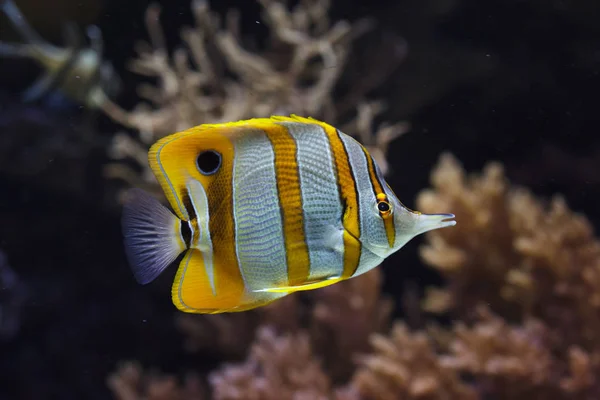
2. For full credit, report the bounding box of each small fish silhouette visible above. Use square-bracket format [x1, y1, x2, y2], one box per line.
[0, 0, 120, 109]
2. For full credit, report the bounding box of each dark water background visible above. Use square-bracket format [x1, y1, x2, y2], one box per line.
[0, 0, 599, 398]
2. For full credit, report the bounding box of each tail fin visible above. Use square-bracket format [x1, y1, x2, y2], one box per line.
[121, 188, 187, 284]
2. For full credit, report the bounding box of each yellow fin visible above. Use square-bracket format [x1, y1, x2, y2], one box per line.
[171, 249, 244, 313]
[254, 276, 343, 293]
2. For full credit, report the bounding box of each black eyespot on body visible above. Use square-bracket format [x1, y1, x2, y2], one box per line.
[377, 201, 390, 212]
[196, 150, 221, 175]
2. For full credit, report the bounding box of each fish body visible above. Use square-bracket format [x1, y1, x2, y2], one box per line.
[0, 0, 119, 108]
[122, 116, 456, 313]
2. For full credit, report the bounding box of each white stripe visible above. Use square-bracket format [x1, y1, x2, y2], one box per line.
[339, 132, 387, 277]
[232, 129, 288, 290]
[284, 122, 345, 280]
[186, 180, 216, 295]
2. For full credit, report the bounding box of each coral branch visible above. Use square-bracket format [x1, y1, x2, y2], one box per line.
[416, 153, 600, 351]
[208, 327, 332, 400]
[103, 0, 407, 193]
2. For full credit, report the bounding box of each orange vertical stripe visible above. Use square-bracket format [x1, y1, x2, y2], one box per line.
[262, 124, 310, 286]
[206, 134, 246, 306]
[319, 125, 362, 278]
[362, 147, 396, 247]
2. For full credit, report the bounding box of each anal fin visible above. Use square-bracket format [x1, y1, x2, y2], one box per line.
[171, 249, 245, 313]
[253, 276, 343, 293]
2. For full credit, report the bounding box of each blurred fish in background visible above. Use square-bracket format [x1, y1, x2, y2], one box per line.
[0, 0, 120, 110]
[0, 250, 27, 340]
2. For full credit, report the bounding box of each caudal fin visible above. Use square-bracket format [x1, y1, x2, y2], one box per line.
[122, 188, 187, 284]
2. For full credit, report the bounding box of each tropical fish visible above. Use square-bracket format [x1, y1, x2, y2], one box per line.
[122, 115, 456, 314]
[0, 0, 119, 108]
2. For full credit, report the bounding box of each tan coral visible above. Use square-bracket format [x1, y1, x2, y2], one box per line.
[444, 306, 556, 398]
[416, 153, 520, 316]
[443, 306, 600, 400]
[416, 153, 600, 351]
[175, 269, 393, 383]
[107, 152, 600, 400]
[107, 361, 207, 400]
[309, 268, 394, 382]
[348, 321, 478, 400]
[208, 326, 333, 400]
[103, 0, 407, 192]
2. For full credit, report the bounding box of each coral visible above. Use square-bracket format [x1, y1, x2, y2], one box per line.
[350, 305, 600, 400]
[108, 362, 207, 400]
[100, 4, 600, 396]
[349, 321, 478, 400]
[107, 153, 600, 400]
[416, 153, 600, 350]
[307, 266, 394, 382]
[175, 268, 393, 382]
[111, 268, 392, 398]
[412, 153, 600, 398]
[443, 306, 600, 400]
[208, 326, 333, 400]
[175, 309, 259, 360]
[103, 0, 408, 194]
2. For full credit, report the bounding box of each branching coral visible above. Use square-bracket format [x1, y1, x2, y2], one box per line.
[409, 153, 600, 399]
[444, 306, 600, 400]
[103, 0, 408, 194]
[108, 153, 600, 399]
[108, 362, 207, 400]
[416, 153, 600, 350]
[350, 305, 599, 400]
[349, 321, 478, 400]
[102, 4, 600, 397]
[307, 266, 394, 382]
[175, 268, 393, 383]
[209, 327, 333, 400]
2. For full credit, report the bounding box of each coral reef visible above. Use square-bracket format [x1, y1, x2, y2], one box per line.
[108, 268, 392, 399]
[349, 321, 477, 400]
[102, 0, 408, 198]
[108, 154, 600, 399]
[176, 267, 393, 383]
[417, 153, 600, 350]
[108, 361, 207, 400]
[99, 1, 600, 399]
[209, 327, 334, 400]
[2, 0, 599, 399]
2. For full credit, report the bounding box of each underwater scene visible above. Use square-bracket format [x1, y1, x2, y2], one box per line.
[1, 0, 599, 398]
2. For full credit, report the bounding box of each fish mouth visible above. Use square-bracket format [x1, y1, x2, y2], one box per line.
[414, 212, 456, 235]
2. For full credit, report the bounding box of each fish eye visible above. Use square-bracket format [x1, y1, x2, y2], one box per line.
[196, 150, 222, 175]
[376, 194, 392, 218]
[377, 201, 390, 212]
